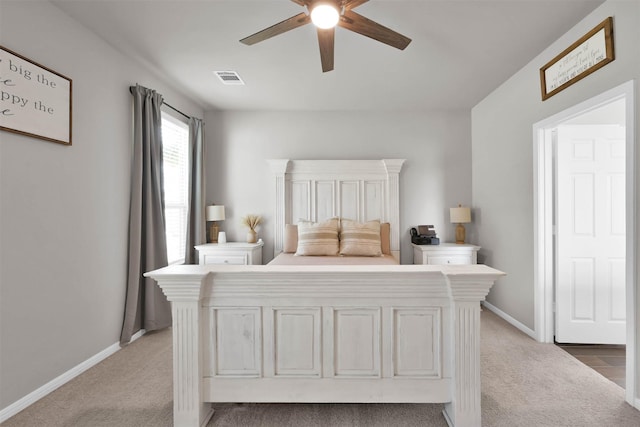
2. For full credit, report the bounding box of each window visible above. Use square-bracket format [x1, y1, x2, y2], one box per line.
[161, 112, 189, 264]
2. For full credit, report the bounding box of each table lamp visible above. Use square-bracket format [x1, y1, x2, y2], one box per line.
[206, 205, 225, 243]
[450, 205, 471, 244]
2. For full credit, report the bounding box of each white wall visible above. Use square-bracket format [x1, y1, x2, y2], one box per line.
[472, 0, 640, 330]
[204, 110, 472, 264]
[0, 1, 203, 409]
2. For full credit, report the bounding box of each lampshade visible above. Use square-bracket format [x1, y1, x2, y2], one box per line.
[311, 3, 340, 29]
[206, 205, 225, 222]
[450, 206, 471, 224]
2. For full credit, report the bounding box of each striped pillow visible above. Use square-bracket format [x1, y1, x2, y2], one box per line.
[339, 219, 382, 257]
[295, 218, 339, 256]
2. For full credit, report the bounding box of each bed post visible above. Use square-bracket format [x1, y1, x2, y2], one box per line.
[442, 271, 496, 427]
[269, 159, 290, 257]
[146, 271, 214, 427]
[382, 159, 405, 260]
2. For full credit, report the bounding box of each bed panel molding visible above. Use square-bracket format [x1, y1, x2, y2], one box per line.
[331, 307, 382, 378]
[392, 307, 442, 378]
[273, 307, 322, 377]
[207, 307, 262, 378]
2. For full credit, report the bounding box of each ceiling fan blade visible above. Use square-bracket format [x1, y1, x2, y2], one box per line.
[338, 9, 411, 50]
[343, 0, 369, 10]
[317, 27, 335, 72]
[289, 0, 308, 6]
[240, 12, 311, 45]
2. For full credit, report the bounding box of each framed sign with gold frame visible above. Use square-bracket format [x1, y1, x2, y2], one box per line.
[0, 46, 72, 145]
[540, 17, 614, 101]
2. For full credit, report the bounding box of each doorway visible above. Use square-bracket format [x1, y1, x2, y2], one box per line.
[533, 81, 636, 405]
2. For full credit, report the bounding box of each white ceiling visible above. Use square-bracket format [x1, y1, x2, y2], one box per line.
[51, 0, 604, 111]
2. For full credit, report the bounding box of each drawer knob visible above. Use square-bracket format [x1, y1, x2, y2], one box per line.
[224, 260, 229, 263]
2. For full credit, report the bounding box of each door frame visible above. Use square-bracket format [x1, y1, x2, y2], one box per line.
[533, 80, 636, 406]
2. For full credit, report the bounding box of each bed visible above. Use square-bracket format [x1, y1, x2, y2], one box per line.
[145, 159, 505, 427]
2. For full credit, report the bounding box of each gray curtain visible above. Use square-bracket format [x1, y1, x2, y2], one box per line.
[120, 84, 172, 345]
[184, 117, 206, 264]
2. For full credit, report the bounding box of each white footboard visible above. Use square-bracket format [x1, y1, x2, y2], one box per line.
[145, 264, 504, 427]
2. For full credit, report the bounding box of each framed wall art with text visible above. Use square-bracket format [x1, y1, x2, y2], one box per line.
[540, 17, 614, 101]
[0, 46, 72, 145]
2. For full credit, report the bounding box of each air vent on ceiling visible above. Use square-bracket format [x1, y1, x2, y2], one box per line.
[214, 71, 245, 85]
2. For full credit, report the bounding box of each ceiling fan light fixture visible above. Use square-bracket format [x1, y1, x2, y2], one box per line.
[310, 3, 340, 29]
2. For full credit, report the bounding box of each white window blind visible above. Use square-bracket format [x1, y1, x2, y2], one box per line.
[161, 112, 189, 265]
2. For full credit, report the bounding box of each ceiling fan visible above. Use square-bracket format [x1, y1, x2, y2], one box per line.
[240, 0, 412, 72]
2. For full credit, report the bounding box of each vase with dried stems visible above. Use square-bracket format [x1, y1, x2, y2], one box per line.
[241, 214, 262, 243]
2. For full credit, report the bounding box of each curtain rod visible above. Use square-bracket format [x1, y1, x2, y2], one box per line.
[129, 85, 191, 120]
[163, 102, 190, 120]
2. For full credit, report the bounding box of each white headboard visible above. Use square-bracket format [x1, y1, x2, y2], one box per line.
[269, 159, 405, 260]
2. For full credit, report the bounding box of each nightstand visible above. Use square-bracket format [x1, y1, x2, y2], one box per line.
[195, 241, 264, 265]
[412, 243, 480, 265]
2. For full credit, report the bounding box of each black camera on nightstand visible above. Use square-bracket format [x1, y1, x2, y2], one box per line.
[410, 225, 440, 245]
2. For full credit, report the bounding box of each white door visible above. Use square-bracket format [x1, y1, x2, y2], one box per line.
[555, 124, 626, 344]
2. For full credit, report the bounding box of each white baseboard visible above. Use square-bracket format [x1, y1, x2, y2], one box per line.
[482, 301, 537, 340]
[0, 329, 146, 423]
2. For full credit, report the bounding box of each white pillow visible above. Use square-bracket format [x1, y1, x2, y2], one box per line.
[295, 218, 339, 256]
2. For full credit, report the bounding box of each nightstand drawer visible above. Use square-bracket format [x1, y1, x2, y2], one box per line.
[202, 255, 246, 265]
[427, 255, 472, 265]
[195, 242, 264, 265]
[412, 243, 480, 265]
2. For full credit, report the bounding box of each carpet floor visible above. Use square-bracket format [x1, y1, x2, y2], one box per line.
[4, 309, 640, 426]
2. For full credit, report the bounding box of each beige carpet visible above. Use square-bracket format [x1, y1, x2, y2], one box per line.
[4, 310, 640, 426]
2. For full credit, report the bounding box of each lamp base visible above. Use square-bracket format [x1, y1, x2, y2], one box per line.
[455, 223, 466, 244]
[209, 224, 220, 243]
